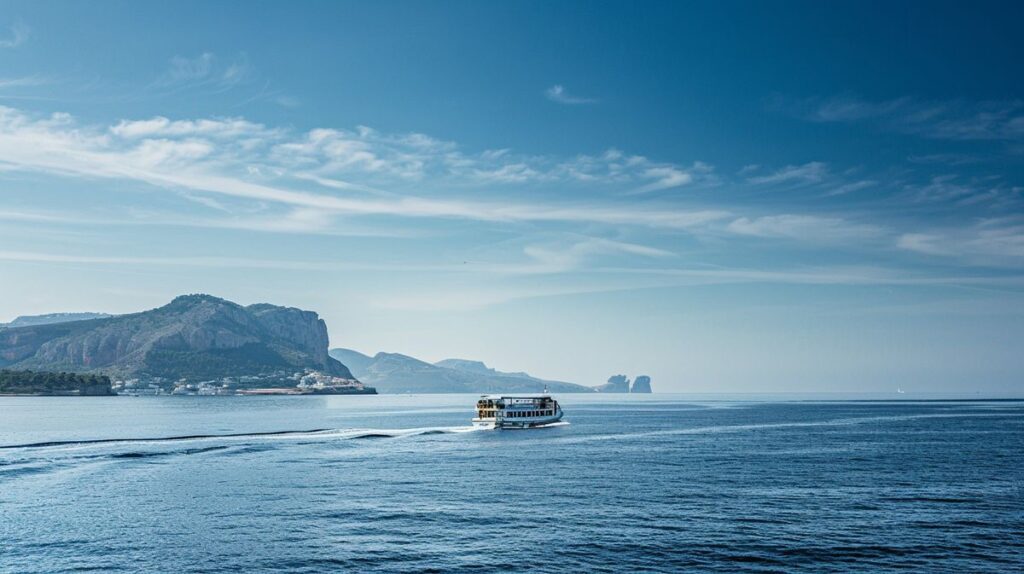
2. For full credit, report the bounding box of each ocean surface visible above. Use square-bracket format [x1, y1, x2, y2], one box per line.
[1, 395, 1021, 573]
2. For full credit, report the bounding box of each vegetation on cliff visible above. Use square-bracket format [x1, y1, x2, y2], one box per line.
[0, 369, 113, 395]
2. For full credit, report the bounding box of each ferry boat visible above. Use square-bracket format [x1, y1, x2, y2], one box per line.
[472, 393, 563, 429]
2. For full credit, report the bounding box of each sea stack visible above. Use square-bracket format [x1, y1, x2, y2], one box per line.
[595, 374, 630, 393]
[630, 375, 652, 393]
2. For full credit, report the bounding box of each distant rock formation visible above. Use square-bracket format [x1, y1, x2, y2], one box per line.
[330, 348, 597, 394]
[0, 294, 353, 382]
[594, 374, 630, 393]
[631, 375, 652, 393]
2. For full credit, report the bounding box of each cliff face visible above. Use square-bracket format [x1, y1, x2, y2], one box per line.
[631, 375, 653, 393]
[0, 294, 352, 381]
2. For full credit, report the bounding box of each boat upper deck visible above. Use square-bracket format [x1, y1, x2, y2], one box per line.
[475, 395, 560, 420]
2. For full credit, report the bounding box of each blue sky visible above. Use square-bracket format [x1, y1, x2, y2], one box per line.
[1, 1, 1023, 393]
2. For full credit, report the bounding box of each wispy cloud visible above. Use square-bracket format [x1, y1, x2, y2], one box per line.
[0, 250, 417, 272]
[152, 53, 253, 91]
[746, 162, 828, 185]
[160, 53, 215, 85]
[727, 214, 883, 242]
[487, 236, 676, 275]
[0, 104, 725, 230]
[0, 76, 49, 90]
[903, 175, 1022, 209]
[369, 263, 1024, 311]
[0, 22, 30, 48]
[0, 205, 418, 238]
[630, 166, 693, 194]
[545, 85, 597, 105]
[782, 94, 1024, 141]
[897, 217, 1024, 265]
[11, 103, 1007, 265]
[109, 116, 272, 139]
[823, 179, 877, 197]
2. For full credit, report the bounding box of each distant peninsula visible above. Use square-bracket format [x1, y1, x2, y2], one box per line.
[330, 348, 654, 394]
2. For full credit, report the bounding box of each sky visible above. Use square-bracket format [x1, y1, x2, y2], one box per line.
[1, 0, 1023, 394]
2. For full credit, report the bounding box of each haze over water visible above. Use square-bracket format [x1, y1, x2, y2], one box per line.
[2, 395, 1021, 573]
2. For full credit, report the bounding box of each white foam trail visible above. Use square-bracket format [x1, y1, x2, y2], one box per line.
[308, 426, 485, 440]
[0, 425, 488, 456]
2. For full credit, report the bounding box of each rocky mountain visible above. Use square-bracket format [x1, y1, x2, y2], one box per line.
[434, 358, 533, 380]
[0, 294, 353, 382]
[328, 348, 377, 377]
[330, 348, 596, 394]
[1, 312, 112, 329]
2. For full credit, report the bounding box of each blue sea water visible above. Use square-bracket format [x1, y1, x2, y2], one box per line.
[1, 395, 1022, 573]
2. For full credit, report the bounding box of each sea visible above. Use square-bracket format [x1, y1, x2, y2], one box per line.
[1, 395, 1022, 573]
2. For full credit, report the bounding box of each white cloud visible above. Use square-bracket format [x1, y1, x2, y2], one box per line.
[508, 237, 675, 274]
[825, 180, 876, 197]
[896, 233, 947, 256]
[0, 104, 726, 230]
[747, 162, 828, 185]
[903, 175, 1021, 209]
[110, 116, 270, 139]
[897, 218, 1024, 264]
[545, 85, 597, 105]
[727, 214, 883, 242]
[631, 166, 693, 193]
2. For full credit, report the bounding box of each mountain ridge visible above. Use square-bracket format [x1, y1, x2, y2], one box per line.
[330, 348, 597, 394]
[1, 312, 112, 329]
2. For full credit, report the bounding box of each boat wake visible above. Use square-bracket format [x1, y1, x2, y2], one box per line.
[0, 425, 487, 452]
[0, 425, 495, 479]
